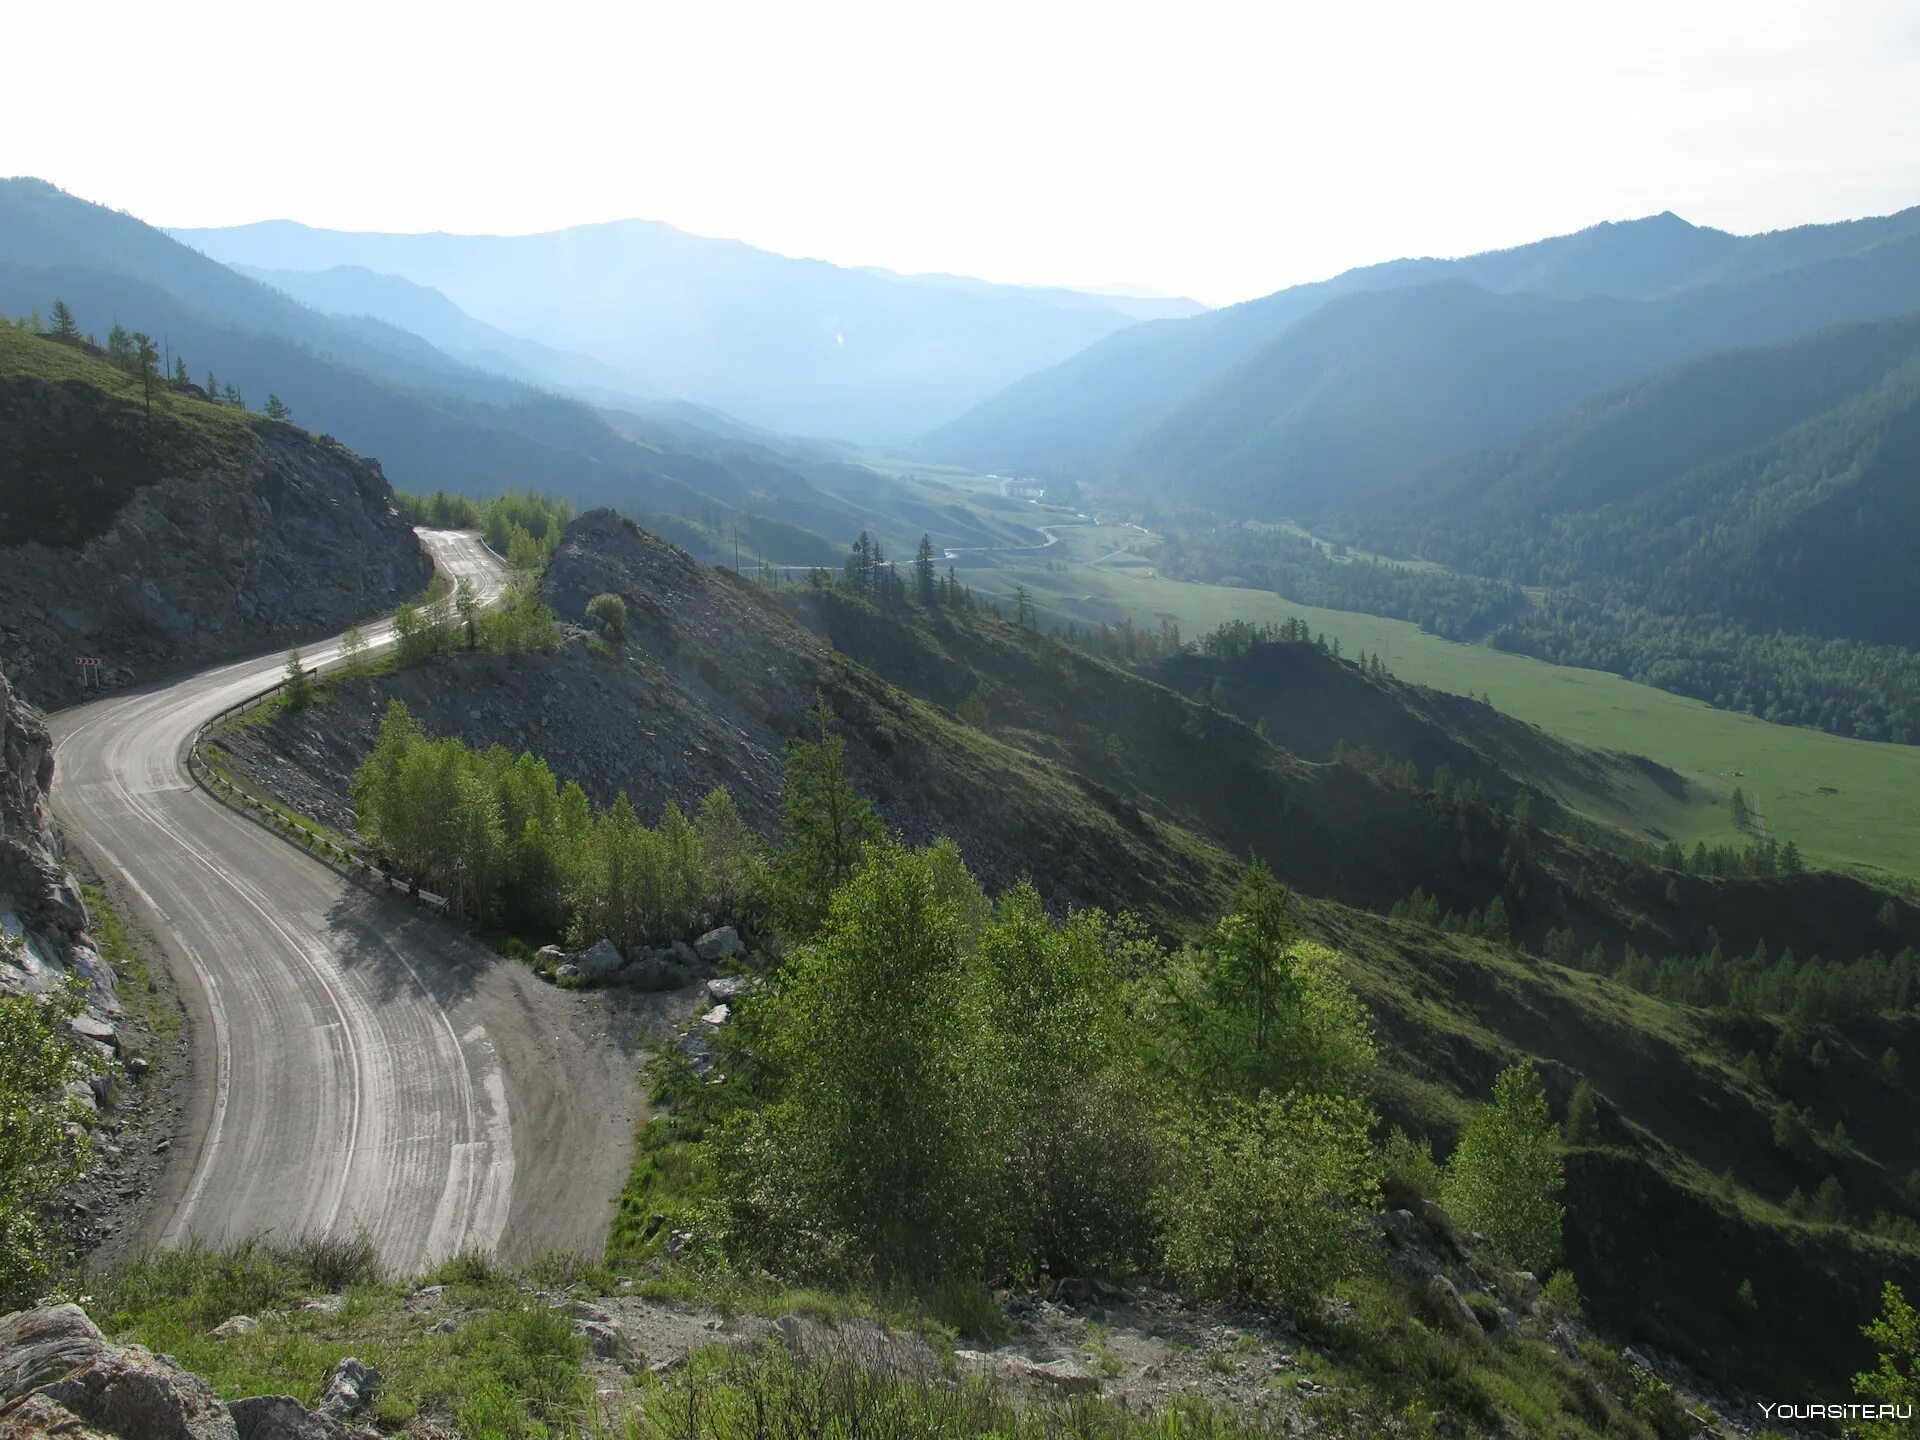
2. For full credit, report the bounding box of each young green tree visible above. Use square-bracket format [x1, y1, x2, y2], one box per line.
[761, 698, 883, 939]
[1878, 1047, 1904, 1089]
[1144, 862, 1375, 1106]
[1730, 786, 1751, 830]
[586, 592, 627, 641]
[719, 841, 1002, 1281]
[223, 382, 245, 410]
[132, 332, 159, 418]
[1442, 1060, 1565, 1271]
[263, 393, 292, 421]
[47, 299, 80, 344]
[282, 649, 315, 709]
[338, 624, 369, 680]
[1014, 584, 1037, 630]
[106, 323, 135, 370]
[1856, 1283, 1920, 1439]
[1564, 1077, 1599, 1145]
[454, 575, 479, 649]
[0, 977, 95, 1307]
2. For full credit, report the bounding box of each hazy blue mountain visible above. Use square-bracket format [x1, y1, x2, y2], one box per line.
[0, 179, 970, 556]
[170, 217, 1198, 441]
[234, 263, 640, 397]
[926, 205, 1920, 483]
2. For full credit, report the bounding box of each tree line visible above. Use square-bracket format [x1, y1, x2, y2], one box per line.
[9, 296, 292, 422]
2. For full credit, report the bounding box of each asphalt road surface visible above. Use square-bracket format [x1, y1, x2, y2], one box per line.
[49, 531, 639, 1269]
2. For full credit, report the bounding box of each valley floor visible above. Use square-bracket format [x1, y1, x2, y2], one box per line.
[929, 481, 1920, 885]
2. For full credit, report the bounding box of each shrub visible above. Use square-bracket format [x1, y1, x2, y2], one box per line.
[1540, 1269, 1581, 1321]
[585, 591, 627, 640]
[0, 977, 95, 1306]
[1381, 1127, 1443, 1207]
[1156, 1090, 1380, 1312]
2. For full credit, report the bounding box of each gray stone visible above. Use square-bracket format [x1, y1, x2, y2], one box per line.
[1426, 1275, 1480, 1333]
[0, 1304, 109, 1402]
[35, 1341, 239, 1439]
[210, 1315, 259, 1340]
[705, 976, 751, 1005]
[315, 1357, 378, 1421]
[572, 938, 625, 978]
[230, 1393, 354, 1440]
[68, 1013, 118, 1049]
[699, 1004, 731, 1027]
[694, 926, 744, 961]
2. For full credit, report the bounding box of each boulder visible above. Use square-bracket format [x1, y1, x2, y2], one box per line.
[34, 1343, 238, 1440]
[208, 1316, 258, 1341]
[699, 1005, 731, 1027]
[1375, 1209, 1417, 1246]
[228, 1394, 353, 1440]
[705, 976, 751, 1005]
[314, 1359, 377, 1422]
[954, 1351, 1097, 1394]
[67, 1014, 117, 1050]
[694, 927, 743, 962]
[667, 941, 699, 968]
[1, 1389, 121, 1437]
[0, 1306, 108, 1402]
[535, 945, 567, 969]
[572, 939, 625, 979]
[1426, 1276, 1481, 1334]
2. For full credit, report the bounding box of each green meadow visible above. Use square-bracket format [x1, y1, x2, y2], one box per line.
[936, 494, 1920, 885]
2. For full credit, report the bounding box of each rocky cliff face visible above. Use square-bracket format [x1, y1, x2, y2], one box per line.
[0, 403, 431, 707]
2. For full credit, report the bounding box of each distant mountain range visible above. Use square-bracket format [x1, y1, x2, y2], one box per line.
[169, 216, 1205, 441]
[925, 205, 1920, 511]
[0, 178, 1034, 562]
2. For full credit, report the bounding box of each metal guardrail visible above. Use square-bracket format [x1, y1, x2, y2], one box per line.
[186, 667, 451, 917]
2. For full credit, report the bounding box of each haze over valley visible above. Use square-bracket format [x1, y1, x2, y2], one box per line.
[5, 5, 1920, 1436]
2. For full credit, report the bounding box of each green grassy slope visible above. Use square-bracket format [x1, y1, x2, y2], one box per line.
[964, 532, 1920, 883]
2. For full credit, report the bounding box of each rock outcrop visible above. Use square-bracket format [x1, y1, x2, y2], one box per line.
[0, 384, 430, 706]
[0, 666, 117, 1046]
[0, 1306, 372, 1440]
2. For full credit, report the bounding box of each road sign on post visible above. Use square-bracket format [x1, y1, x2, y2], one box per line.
[74, 657, 103, 691]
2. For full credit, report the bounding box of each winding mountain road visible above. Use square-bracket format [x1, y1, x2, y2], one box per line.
[49, 531, 639, 1269]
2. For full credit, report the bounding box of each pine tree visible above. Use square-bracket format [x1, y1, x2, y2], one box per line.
[47, 299, 80, 344]
[1731, 787, 1751, 830]
[913, 534, 937, 605]
[264, 393, 292, 421]
[131, 333, 160, 418]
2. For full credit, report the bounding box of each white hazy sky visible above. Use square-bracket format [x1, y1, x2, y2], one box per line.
[9, 0, 1920, 304]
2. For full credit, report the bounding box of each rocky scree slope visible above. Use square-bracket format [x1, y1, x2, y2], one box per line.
[0, 336, 431, 707]
[219, 508, 1226, 921]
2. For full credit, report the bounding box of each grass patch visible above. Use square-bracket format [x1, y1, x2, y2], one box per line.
[80, 881, 178, 1051]
[90, 1237, 591, 1438]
